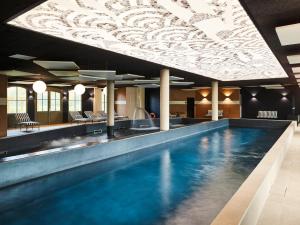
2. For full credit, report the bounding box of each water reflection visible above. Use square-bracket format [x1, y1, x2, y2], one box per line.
[160, 150, 172, 207]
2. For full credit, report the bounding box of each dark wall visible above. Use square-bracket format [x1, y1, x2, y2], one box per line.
[27, 88, 35, 120]
[241, 87, 294, 120]
[62, 89, 68, 123]
[145, 88, 160, 117]
[82, 88, 94, 113]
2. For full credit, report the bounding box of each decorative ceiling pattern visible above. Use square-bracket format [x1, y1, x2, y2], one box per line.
[8, 0, 287, 81]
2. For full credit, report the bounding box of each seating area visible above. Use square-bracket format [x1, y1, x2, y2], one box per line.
[257, 111, 278, 119]
[69, 111, 92, 124]
[69, 111, 128, 124]
[206, 110, 223, 117]
[15, 113, 40, 131]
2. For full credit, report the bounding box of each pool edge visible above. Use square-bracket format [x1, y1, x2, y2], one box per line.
[211, 121, 296, 225]
[0, 119, 228, 189]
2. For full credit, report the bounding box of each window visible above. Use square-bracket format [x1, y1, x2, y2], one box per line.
[7, 87, 27, 113]
[37, 91, 48, 112]
[50, 92, 61, 111]
[68, 90, 81, 111]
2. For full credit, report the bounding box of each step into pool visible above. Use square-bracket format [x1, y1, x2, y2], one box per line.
[0, 127, 283, 225]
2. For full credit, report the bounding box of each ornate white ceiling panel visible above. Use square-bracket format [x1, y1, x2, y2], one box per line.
[9, 0, 287, 81]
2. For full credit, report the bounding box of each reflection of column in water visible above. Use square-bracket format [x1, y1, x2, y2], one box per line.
[223, 129, 233, 158]
[160, 150, 172, 207]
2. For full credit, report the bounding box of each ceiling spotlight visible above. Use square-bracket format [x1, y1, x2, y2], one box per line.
[74, 84, 86, 95]
[32, 80, 47, 93]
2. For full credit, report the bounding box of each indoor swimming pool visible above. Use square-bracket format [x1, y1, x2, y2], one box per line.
[0, 127, 283, 225]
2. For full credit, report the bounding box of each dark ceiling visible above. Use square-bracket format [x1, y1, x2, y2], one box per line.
[0, 0, 299, 87]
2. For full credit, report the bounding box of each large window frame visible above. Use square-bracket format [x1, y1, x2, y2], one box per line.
[37, 91, 49, 112]
[50, 91, 61, 112]
[68, 90, 82, 111]
[7, 86, 27, 114]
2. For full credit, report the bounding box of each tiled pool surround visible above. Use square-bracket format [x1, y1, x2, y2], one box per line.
[0, 119, 290, 190]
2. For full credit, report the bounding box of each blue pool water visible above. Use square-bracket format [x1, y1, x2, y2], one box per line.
[0, 127, 283, 225]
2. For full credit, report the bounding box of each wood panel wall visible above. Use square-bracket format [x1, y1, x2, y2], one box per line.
[115, 87, 127, 116]
[170, 88, 241, 119]
[170, 89, 195, 117]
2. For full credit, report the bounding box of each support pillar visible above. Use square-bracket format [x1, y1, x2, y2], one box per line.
[107, 80, 115, 138]
[160, 69, 170, 131]
[212, 81, 218, 121]
[93, 87, 102, 113]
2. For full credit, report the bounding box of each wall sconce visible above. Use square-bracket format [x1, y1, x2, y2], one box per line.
[223, 89, 233, 97]
[251, 96, 257, 102]
[28, 90, 33, 100]
[63, 91, 67, 100]
[199, 89, 209, 98]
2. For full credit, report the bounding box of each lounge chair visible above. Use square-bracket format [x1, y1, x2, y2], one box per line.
[257, 111, 278, 119]
[95, 111, 128, 120]
[15, 113, 40, 131]
[84, 111, 106, 122]
[205, 110, 223, 117]
[114, 112, 128, 120]
[69, 111, 91, 124]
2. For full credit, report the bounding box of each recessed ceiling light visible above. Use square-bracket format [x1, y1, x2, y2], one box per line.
[0, 70, 39, 76]
[134, 84, 160, 88]
[49, 71, 79, 77]
[116, 80, 159, 85]
[152, 76, 184, 81]
[9, 54, 36, 60]
[48, 83, 72, 87]
[265, 87, 285, 89]
[9, 80, 35, 84]
[34, 60, 80, 70]
[118, 74, 145, 79]
[287, 55, 300, 64]
[170, 81, 194, 86]
[79, 70, 116, 77]
[276, 23, 300, 46]
[260, 84, 282, 87]
[292, 67, 300, 73]
[8, 0, 287, 81]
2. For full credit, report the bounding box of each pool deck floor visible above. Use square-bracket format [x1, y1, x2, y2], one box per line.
[257, 126, 300, 225]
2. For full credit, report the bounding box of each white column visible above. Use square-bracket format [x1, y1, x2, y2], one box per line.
[93, 88, 102, 113]
[160, 69, 170, 131]
[107, 80, 115, 137]
[211, 81, 218, 121]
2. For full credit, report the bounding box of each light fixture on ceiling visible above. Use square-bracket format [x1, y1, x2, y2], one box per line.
[32, 80, 47, 93]
[287, 55, 300, 64]
[9, 54, 36, 60]
[292, 67, 300, 73]
[276, 23, 300, 46]
[8, 0, 287, 81]
[74, 84, 86, 95]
